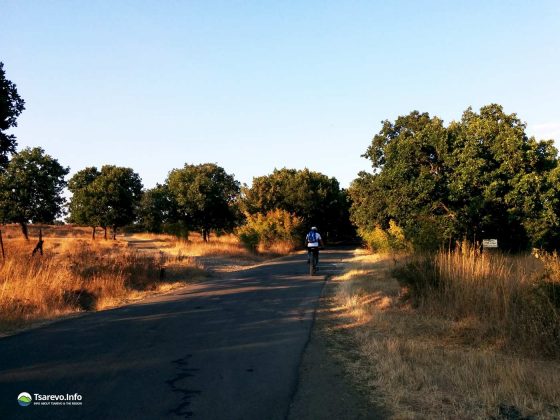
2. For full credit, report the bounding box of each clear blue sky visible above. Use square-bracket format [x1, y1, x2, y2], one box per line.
[2, 0, 559, 188]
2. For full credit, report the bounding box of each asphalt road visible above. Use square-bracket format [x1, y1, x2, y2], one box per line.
[0, 248, 351, 420]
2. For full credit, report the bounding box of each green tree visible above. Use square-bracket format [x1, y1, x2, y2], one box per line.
[446, 105, 558, 250]
[242, 168, 353, 241]
[68, 165, 143, 239]
[352, 104, 560, 251]
[0, 147, 69, 239]
[138, 184, 176, 233]
[0, 62, 25, 169]
[355, 111, 453, 249]
[67, 167, 103, 238]
[166, 163, 240, 241]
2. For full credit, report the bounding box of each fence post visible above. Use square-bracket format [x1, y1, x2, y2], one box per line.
[32, 228, 44, 256]
[0, 229, 4, 261]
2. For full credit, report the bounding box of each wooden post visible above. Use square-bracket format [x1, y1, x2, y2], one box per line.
[0, 229, 5, 261]
[32, 228, 44, 256]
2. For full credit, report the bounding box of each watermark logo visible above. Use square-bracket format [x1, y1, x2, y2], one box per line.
[18, 392, 32, 407]
[17, 391, 83, 407]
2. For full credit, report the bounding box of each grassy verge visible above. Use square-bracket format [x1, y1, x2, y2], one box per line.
[0, 228, 212, 334]
[331, 250, 560, 419]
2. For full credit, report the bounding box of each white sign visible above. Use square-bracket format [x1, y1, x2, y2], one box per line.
[482, 239, 498, 248]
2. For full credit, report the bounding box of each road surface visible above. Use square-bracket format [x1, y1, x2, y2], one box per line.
[0, 249, 351, 420]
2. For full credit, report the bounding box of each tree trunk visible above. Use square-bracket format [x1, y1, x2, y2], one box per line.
[112, 226, 117, 240]
[202, 228, 208, 242]
[92, 226, 96, 240]
[103, 226, 107, 240]
[20, 222, 29, 240]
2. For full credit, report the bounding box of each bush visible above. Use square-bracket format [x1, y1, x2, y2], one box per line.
[359, 220, 411, 253]
[237, 209, 303, 253]
[405, 216, 453, 252]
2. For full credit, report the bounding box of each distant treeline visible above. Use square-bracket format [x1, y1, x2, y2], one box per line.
[2, 61, 559, 251]
[0, 61, 353, 243]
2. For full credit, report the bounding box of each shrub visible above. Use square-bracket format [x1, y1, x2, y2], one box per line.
[405, 216, 453, 252]
[237, 209, 303, 253]
[359, 220, 411, 253]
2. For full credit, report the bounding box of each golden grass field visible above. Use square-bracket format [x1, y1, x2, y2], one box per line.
[0, 224, 267, 335]
[330, 250, 560, 419]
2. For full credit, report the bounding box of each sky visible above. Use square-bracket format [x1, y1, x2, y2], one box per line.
[2, 0, 559, 189]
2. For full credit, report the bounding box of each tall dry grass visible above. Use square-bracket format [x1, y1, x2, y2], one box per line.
[128, 232, 256, 258]
[394, 247, 560, 357]
[330, 251, 560, 419]
[129, 231, 292, 259]
[171, 234, 253, 258]
[0, 238, 203, 333]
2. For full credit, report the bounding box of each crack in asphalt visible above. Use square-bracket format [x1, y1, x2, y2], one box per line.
[166, 355, 201, 418]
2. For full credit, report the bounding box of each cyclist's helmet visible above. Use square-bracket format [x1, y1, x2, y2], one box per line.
[311, 227, 318, 231]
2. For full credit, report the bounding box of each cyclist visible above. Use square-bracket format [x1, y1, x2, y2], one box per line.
[305, 226, 324, 268]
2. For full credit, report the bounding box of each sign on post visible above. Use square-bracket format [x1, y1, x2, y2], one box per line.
[482, 239, 498, 248]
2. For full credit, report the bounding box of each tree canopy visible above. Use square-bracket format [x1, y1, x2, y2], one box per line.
[138, 183, 176, 233]
[166, 163, 240, 241]
[0, 62, 25, 169]
[242, 168, 353, 240]
[350, 104, 560, 251]
[68, 165, 143, 239]
[0, 147, 69, 239]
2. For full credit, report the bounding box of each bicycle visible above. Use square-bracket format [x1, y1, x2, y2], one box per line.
[308, 247, 319, 276]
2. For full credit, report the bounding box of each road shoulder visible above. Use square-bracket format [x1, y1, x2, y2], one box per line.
[288, 277, 387, 420]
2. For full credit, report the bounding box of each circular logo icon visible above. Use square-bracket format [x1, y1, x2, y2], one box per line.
[18, 392, 32, 407]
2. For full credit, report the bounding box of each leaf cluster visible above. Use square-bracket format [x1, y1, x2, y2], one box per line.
[0, 62, 25, 168]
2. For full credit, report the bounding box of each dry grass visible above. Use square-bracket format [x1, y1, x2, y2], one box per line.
[395, 247, 560, 357]
[0, 225, 287, 334]
[0, 225, 290, 335]
[0, 227, 208, 334]
[123, 232, 264, 270]
[127, 231, 293, 260]
[124, 231, 249, 256]
[330, 250, 560, 419]
[171, 234, 253, 258]
[257, 240, 295, 255]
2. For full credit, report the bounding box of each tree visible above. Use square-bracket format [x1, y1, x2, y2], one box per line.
[242, 168, 354, 241]
[166, 163, 240, 241]
[68, 165, 143, 239]
[445, 105, 558, 250]
[67, 167, 103, 238]
[351, 104, 560, 251]
[0, 147, 69, 239]
[138, 184, 176, 233]
[0, 62, 25, 169]
[354, 111, 454, 249]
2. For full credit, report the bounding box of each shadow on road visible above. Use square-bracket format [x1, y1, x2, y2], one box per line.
[0, 249, 353, 420]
